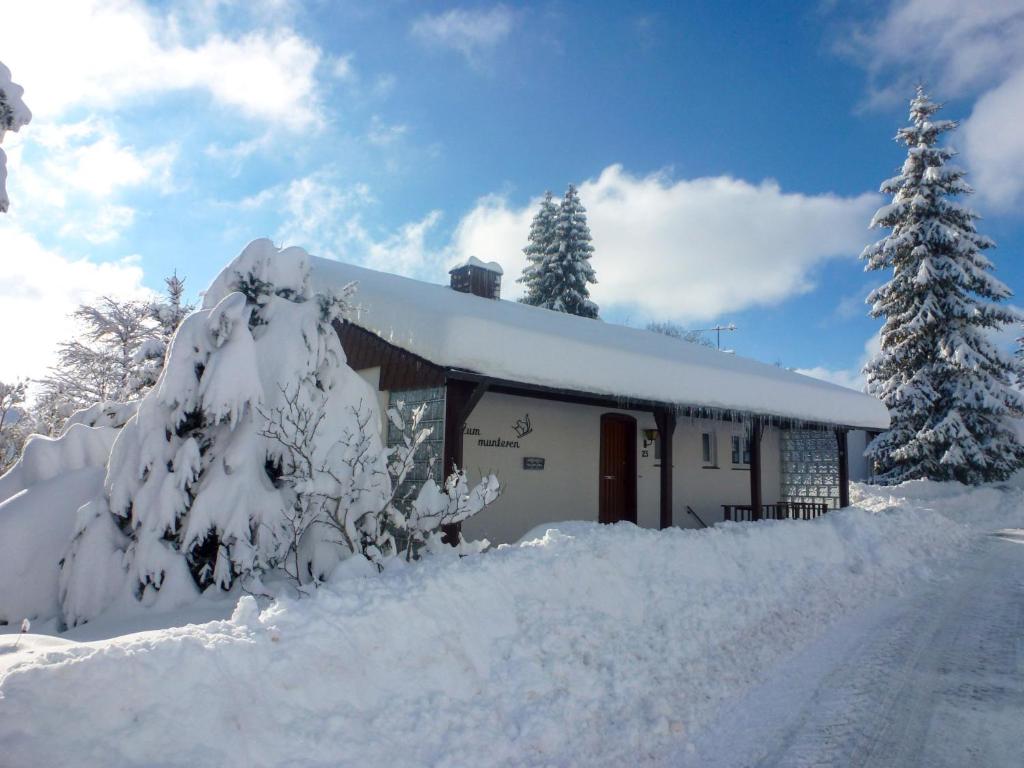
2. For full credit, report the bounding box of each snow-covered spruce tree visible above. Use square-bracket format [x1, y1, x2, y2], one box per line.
[0, 61, 31, 213]
[530, 185, 599, 318]
[517, 190, 559, 306]
[133, 272, 196, 396]
[60, 240, 498, 623]
[863, 87, 1024, 485]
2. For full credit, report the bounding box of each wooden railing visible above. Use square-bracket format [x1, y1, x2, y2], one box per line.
[722, 501, 829, 522]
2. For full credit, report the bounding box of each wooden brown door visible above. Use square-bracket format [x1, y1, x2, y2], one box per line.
[599, 414, 637, 524]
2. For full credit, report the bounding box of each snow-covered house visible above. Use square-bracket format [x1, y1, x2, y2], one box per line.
[313, 258, 889, 544]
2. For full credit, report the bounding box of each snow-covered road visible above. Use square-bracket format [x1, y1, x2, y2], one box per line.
[678, 529, 1024, 768]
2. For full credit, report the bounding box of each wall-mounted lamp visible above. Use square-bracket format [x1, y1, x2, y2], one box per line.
[642, 428, 659, 448]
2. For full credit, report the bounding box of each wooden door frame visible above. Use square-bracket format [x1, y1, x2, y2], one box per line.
[599, 412, 638, 525]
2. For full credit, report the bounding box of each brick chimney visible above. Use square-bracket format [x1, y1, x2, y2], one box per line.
[449, 256, 503, 299]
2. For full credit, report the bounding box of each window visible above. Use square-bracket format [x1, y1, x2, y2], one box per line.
[701, 432, 716, 466]
[731, 435, 752, 465]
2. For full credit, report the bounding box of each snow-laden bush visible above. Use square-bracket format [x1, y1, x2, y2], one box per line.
[0, 61, 31, 213]
[59, 239, 498, 626]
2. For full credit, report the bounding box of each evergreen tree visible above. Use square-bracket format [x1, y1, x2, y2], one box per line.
[863, 86, 1024, 485]
[60, 240, 499, 624]
[517, 191, 558, 306]
[522, 185, 599, 318]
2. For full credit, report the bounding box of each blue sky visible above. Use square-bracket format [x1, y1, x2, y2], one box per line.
[2, 0, 1023, 389]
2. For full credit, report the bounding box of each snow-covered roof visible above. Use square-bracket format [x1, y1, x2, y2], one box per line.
[449, 255, 503, 275]
[311, 258, 889, 430]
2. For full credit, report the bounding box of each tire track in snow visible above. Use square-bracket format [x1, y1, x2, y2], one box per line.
[674, 532, 1024, 768]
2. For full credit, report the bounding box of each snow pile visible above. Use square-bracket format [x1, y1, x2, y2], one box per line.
[311, 258, 890, 429]
[0, 424, 118, 503]
[1, 481, 1009, 767]
[0, 425, 117, 624]
[0, 61, 32, 213]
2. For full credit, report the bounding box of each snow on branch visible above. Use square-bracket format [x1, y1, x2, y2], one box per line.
[0, 61, 31, 213]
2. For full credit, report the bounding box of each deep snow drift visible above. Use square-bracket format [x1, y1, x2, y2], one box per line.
[0, 424, 118, 624]
[2, 480, 1017, 767]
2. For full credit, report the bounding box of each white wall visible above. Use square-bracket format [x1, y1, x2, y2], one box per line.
[847, 429, 873, 482]
[459, 393, 779, 544]
[353, 368, 789, 545]
[355, 367, 389, 434]
[670, 419, 781, 529]
[459, 392, 659, 544]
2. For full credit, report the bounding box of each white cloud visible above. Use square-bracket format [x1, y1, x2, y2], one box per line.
[6, 119, 176, 242]
[963, 69, 1024, 210]
[30, 119, 176, 197]
[0, 0, 324, 130]
[332, 54, 356, 81]
[240, 171, 446, 276]
[366, 116, 408, 147]
[411, 5, 515, 64]
[362, 211, 444, 274]
[451, 165, 878, 321]
[249, 164, 874, 324]
[204, 132, 274, 173]
[795, 334, 880, 393]
[843, 0, 1024, 103]
[0, 222, 153, 382]
[792, 366, 865, 391]
[842, 0, 1024, 209]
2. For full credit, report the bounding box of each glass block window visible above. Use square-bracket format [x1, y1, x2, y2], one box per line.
[386, 386, 445, 502]
[780, 429, 840, 509]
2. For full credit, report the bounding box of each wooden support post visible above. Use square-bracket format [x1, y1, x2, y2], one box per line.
[836, 428, 850, 509]
[440, 378, 488, 544]
[654, 408, 676, 530]
[749, 419, 763, 521]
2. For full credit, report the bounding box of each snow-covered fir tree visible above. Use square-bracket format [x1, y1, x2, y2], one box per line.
[517, 190, 558, 306]
[60, 240, 498, 624]
[134, 272, 196, 395]
[526, 185, 599, 318]
[0, 61, 31, 213]
[863, 86, 1024, 485]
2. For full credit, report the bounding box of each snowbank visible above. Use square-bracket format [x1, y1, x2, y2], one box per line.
[1, 481, 1011, 767]
[0, 468, 105, 624]
[0, 425, 117, 624]
[0, 424, 117, 502]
